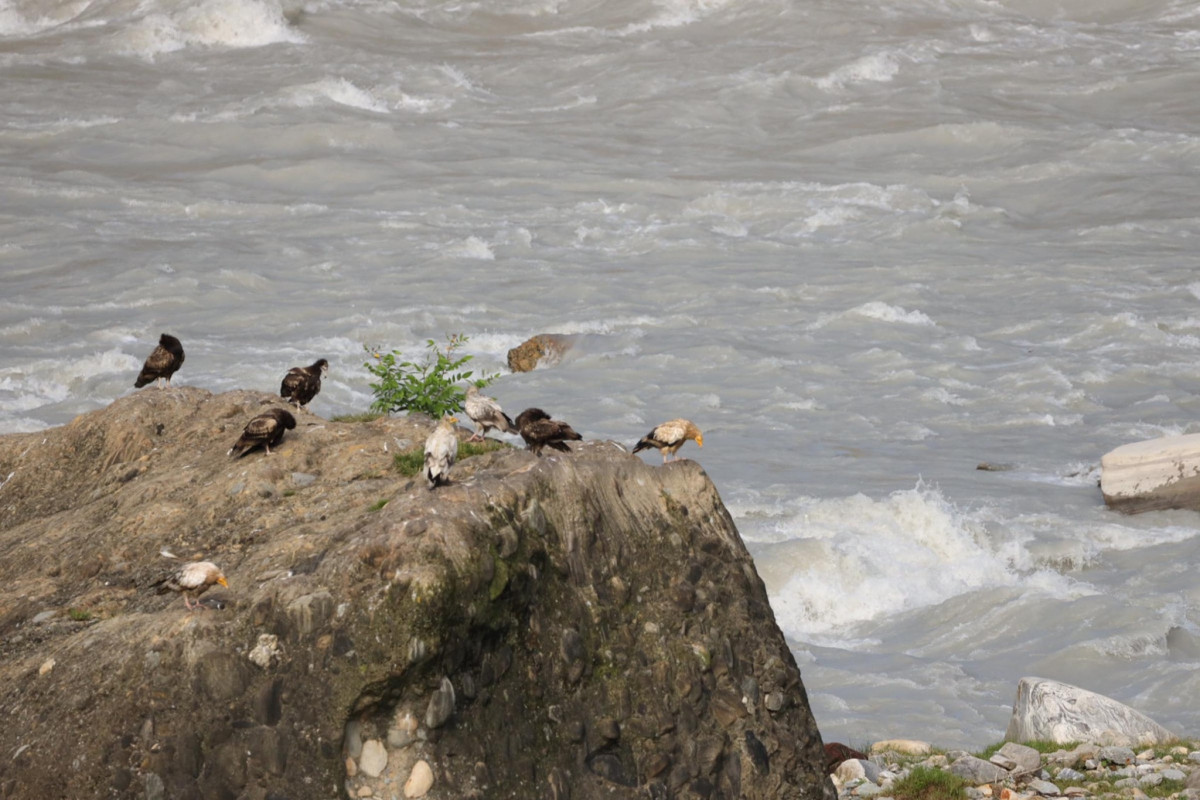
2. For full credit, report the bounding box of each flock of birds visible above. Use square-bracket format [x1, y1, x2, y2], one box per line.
[131, 333, 704, 609]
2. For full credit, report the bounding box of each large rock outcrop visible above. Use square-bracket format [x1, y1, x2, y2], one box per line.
[1100, 433, 1200, 513]
[1004, 677, 1178, 747]
[0, 388, 834, 800]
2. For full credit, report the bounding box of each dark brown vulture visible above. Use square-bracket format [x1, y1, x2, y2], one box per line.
[515, 407, 582, 456]
[134, 333, 185, 388]
[228, 407, 296, 457]
[280, 358, 329, 409]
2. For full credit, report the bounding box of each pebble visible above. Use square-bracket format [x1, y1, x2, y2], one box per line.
[404, 760, 434, 798]
[424, 677, 455, 729]
[291, 472, 317, 487]
[359, 739, 387, 778]
[1027, 779, 1060, 795]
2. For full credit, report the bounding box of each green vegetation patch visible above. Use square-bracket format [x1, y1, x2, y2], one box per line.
[367, 498, 389, 512]
[394, 438, 510, 477]
[331, 412, 386, 423]
[890, 766, 970, 800]
[364, 334, 499, 418]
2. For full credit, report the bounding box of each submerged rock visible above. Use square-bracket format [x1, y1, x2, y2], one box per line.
[506, 333, 574, 372]
[0, 388, 834, 800]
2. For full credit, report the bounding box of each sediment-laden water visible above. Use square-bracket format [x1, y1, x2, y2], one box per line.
[3, 0, 1198, 748]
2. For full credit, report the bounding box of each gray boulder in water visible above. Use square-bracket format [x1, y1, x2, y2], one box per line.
[1004, 676, 1177, 746]
[1099, 433, 1200, 514]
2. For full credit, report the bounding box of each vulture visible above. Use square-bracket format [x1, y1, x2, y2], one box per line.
[633, 419, 703, 463]
[424, 415, 459, 489]
[228, 408, 296, 457]
[280, 358, 329, 409]
[464, 385, 516, 441]
[153, 561, 228, 610]
[515, 408, 582, 456]
[134, 333, 185, 388]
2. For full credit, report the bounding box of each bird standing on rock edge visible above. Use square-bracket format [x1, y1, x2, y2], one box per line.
[425, 415, 459, 489]
[153, 561, 228, 610]
[228, 407, 296, 457]
[464, 385, 516, 441]
[280, 358, 329, 410]
[633, 419, 703, 463]
[515, 408, 583, 456]
[134, 333, 185, 389]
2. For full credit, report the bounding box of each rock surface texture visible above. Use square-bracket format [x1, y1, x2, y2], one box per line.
[1005, 677, 1178, 747]
[506, 333, 574, 372]
[1099, 433, 1200, 513]
[0, 388, 834, 800]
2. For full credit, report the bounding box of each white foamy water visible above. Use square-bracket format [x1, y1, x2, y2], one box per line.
[3, 0, 1200, 748]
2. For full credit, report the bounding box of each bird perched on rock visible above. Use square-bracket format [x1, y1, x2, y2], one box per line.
[515, 408, 582, 456]
[134, 333, 185, 388]
[424, 415, 459, 489]
[228, 407, 296, 457]
[464, 385, 516, 442]
[280, 358, 329, 410]
[633, 419, 703, 463]
[153, 560, 228, 610]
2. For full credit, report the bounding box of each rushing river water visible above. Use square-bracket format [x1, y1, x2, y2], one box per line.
[3, 0, 1199, 749]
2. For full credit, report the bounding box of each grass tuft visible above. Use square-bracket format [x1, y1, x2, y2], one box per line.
[890, 766, 970, 800]
[332, 412, 386, 423]
[367, 499, 389, 512]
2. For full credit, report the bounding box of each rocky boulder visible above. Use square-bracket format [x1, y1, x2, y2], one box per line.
[506, 333, 574, 372]
[0, 388, 835, 800]
[1004, 677, 1177, 747]
[1099, 433, 1200, 513]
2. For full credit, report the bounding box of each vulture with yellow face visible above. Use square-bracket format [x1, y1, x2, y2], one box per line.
[153, 560, 228, 610]
[424, 415, 459, 488]
[633, 419, 703, 463]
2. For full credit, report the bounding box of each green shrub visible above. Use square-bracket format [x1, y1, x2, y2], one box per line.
[890, 766, 969, 800]
[364, 334, 498, 417]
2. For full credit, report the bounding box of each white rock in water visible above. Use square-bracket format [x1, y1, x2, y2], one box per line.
[1004, 677, 1177, 746]
[404, 759, 434, 798]
[359, 739, 388, 778]
[1100, 433, 1200, 513]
